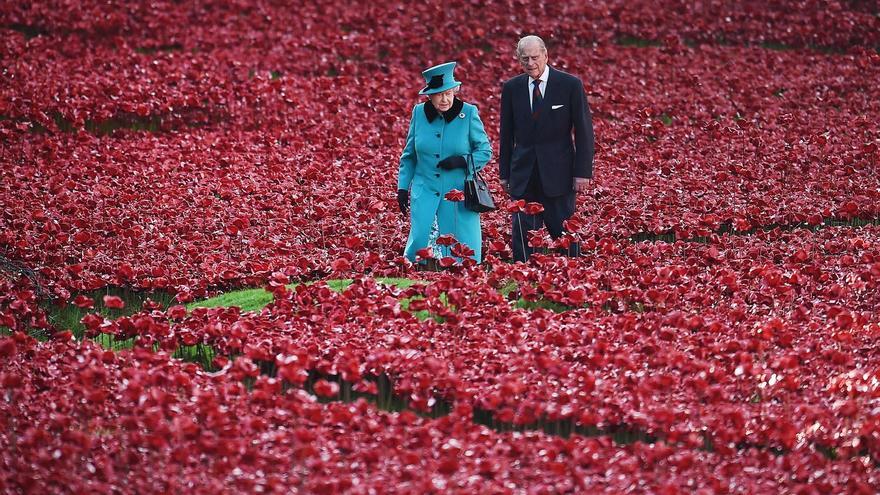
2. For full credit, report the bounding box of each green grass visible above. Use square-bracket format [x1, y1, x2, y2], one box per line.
[7, 23, 47, 39]
[30, 278, 423, 351]
[44, 286, 176, 340]
[181, 276, 456, 322]
[173, 343, 217, 370]
[28, 277, 425, 371]
[499, 280, 518, 298]
[615, 35, 663, 48]
[471, 407, 657, 443]
[629, 216, 880, 244]
[515, 298, 576, 313]
[50, 112, 164, 135]
[186, 287, 275, 312]
[187, 277, 421, 313]
[760, 41, 797, 51]
[94, 333, 137, 351]
[134, 43, 183, 55]
[399, 293, 449, 322]
[185, 276, 582, 321]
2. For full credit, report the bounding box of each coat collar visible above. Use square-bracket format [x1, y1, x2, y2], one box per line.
[424, 97, 464, 123]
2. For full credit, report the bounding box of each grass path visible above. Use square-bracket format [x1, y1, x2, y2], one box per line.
[186, 277, 421, 313]
[23, 275, 573, 343]
[30, 277, 425, 341]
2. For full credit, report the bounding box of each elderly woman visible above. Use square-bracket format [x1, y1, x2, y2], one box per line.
[397, 61, 492, 264]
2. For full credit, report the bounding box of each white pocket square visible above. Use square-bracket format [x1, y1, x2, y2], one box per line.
[551, 104, 564, 110]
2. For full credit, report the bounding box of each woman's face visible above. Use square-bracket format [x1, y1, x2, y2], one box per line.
[429, 88, 455, 112]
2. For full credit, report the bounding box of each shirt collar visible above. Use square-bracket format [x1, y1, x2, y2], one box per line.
[528, 65, 550, 86]
[424, 97, 464, 123]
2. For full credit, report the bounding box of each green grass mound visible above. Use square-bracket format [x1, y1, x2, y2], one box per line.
[187, 277, 421, 313]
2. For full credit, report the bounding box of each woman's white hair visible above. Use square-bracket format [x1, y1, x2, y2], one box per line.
[424, 86, 461, 98]
[516, 35, 547, 57]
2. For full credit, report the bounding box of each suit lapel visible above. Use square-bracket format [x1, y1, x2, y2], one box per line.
[543, 67, 555, 103]
[517, 75, 531, 120]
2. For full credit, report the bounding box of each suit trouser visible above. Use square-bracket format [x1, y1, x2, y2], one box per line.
[511, 166, 580, 262]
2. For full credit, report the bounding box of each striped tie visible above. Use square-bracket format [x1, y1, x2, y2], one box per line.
[532, 79, 543, 119]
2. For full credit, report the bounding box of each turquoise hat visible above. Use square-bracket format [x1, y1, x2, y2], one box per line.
[419, 62, 462, 95]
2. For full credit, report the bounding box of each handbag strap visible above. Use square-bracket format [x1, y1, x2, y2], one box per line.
[466, 107, 476, 180]
[467, 154, 486, 183]
[465, 107, 486, 181]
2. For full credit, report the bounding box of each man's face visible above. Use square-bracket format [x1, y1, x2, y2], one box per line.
[519, 43, 548, 79]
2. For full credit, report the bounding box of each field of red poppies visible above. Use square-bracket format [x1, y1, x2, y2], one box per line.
[2, 1, 880, 493]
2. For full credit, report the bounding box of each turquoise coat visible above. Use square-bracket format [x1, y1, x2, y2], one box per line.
[398, 99, 492, 262]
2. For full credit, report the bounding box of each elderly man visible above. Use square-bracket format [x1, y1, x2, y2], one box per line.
[499, 35, 594, 262]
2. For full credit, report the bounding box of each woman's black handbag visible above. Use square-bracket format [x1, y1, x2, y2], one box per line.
[464, 154, 496, 213]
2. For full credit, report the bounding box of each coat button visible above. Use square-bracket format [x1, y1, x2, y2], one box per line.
[434, 154, 439, 158]
[435, 133, 441, 137]
[434, 173, 440, 177]
[435, 192, 440, 197]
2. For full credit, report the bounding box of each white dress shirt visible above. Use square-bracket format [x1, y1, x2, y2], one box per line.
[528, 65, 550, 110]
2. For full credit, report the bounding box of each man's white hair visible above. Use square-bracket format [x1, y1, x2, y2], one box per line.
[516, 35, 547, 57]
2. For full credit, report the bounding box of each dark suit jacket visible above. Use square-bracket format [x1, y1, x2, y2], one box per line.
[499, 66, 594, 198]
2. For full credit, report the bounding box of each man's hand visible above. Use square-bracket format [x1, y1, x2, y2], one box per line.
[573, 177, 590, 193]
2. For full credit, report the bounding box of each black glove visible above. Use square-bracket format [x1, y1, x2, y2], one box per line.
[397, 189, 409, 214]
[437, 155, 467, 170]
